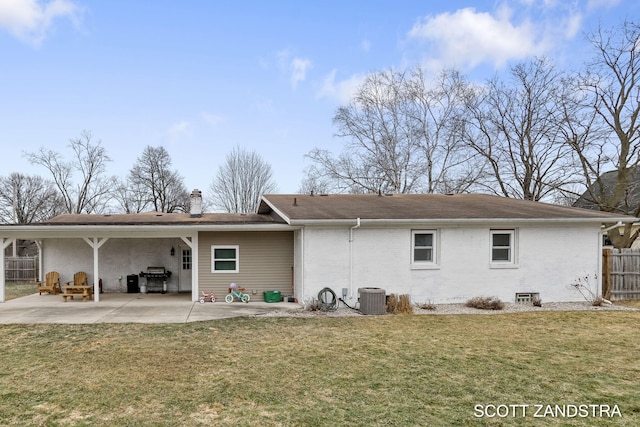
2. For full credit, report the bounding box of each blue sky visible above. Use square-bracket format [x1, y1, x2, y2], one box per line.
[0, 0, 636, 195]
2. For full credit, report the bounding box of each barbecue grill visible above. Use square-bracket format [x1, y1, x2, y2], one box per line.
[139, 266, 172, 293]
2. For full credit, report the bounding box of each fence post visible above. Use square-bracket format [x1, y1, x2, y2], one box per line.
[602, 248, 612, 300]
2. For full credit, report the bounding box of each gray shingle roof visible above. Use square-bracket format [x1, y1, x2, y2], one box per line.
[41, 211, 285, 226]
[261, 193, 636, 222]
[573, 168, 640, 214]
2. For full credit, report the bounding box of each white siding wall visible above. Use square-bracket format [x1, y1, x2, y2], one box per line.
[300, 223, 601, 304]
[301, 228, 351, 300]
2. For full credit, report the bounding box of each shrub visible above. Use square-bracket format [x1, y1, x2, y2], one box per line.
[465, 296, 504, 310]
[305, 298, 324, 312]
[532, 296, 543, 307]
[386, 294, 413, 314]
[571, 274, 608, 306]
[416, 301, 436, 311]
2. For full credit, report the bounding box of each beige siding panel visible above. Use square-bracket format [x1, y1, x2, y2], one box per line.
[198, 231, 294, 301]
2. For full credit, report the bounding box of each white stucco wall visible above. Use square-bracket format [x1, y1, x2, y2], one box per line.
[42, 238, 185, 292]
[299, 223, 601, 304]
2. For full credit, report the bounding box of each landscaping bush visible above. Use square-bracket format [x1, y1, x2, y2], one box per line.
[386, 293, 413, 314]
[305, 298, 324, 312]
[416, 301, 436, 311]
[465, 296, 504, 310]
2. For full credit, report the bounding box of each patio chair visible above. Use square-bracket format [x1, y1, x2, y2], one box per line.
[37, 271, 62, 295]
[61, 271, 93, 302]
[66, 271, 88, 288]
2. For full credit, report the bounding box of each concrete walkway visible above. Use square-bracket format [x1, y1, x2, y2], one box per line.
[0, 293, 301, 324]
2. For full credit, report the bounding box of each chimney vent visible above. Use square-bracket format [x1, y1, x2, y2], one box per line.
[190, 189, 203, 217]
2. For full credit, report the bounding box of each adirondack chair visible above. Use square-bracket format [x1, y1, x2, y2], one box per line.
[38, 271, 62, 295]
[62, 271, 93, 301]
[66, 271, 88, 288]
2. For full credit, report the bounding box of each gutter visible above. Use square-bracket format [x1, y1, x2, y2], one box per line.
[286, 217, 638, 227]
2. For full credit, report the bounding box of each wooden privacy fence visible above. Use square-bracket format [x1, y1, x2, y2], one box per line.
[602, 248, 640, 300]
[4, 256, 38, 282]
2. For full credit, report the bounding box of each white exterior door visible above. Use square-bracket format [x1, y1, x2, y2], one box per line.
[179, 246, 192, 292]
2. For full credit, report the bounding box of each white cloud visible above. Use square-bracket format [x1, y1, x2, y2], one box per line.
[361, 38, 371, 52]
[564, 11, 583, 39]
[167, 121, 192, 140]
[201, 112, 224, 126]
[290, 57, 312, 88]
[407, 7, 548, 70]
[587, 0, 621, 10]
[317, 69, 365, 104]
[0, 0, 81, 46]
[276, 49, 312, 89]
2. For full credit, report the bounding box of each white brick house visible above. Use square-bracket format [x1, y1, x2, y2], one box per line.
[0, 192, 634, 305]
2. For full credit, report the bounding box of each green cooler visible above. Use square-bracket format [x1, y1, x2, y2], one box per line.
[263, 290, 281, 303]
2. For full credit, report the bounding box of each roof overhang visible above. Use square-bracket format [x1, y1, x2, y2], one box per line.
[0, 223, 297, 239]
[286, 217, 637, 227]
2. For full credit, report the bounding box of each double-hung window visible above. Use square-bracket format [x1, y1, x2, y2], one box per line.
[212, 245, 239, 273]
[490, 230, 516, 267]
[412, 230, 438, 268]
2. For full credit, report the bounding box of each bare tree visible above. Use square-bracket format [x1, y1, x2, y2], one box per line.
[127, 146, 189, 213]
[304, 66, 480, 194]
[297, 166, 339, 194]
[309, 69, 423, 194]
[404, 68, 484, 193]
[25, 130, 114, 214]
[460, 58, 577, 201]
[568, 21, 640, 247]
[111, 177, 149, 214]
[0, 173, 63, 224]
[210, 146, 278, 213]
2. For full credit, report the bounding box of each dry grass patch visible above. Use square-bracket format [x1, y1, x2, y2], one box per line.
[615, 299, 640, 308]
[4, 281, 38, 300]
[386, 293, 413, 314]
[465, 296, 505, 310]
[0, 312, 639, 425]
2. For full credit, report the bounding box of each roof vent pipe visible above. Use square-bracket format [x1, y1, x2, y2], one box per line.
[189, 189, 203, 218]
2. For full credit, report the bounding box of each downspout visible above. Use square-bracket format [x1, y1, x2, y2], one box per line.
[300, 227, 305, 303]
[601, 221, 623, 234]
[349, 218, 361, 300]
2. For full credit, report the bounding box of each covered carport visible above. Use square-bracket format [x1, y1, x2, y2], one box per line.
[0, 209, 293, 303]
[0, 222, 200, 303]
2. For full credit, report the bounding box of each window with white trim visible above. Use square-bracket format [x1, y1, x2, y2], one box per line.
[412, 230, 437, 267]
[212, 245, 239, 273]
[490, 230, 516, 265]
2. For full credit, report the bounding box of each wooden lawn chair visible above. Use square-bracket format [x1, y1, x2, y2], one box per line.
[66, 271, 88, 288]
[38, 271, 62, 295]
[62, 271, 93, 302]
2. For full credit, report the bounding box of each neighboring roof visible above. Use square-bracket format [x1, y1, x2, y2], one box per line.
[573, 168, 640, 214]
[40, 211, 286, 226]
[260, 193, 637, 224]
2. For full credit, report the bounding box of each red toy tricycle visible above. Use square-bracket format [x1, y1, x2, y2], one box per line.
[199, 290, 216, 303]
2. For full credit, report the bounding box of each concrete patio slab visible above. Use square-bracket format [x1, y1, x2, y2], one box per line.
[0, 293, 301, 324]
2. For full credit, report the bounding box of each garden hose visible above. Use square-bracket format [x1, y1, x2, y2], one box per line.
[317, 287, 338, 311]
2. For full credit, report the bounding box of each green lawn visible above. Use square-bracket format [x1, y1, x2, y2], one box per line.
[0, 311, 638, 426]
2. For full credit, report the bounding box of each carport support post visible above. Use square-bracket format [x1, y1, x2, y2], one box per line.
[0, 238, 13, 302]
[83, 237, 108, 302]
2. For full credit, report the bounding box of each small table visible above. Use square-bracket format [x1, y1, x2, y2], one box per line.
[62, 285, 93, 302]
